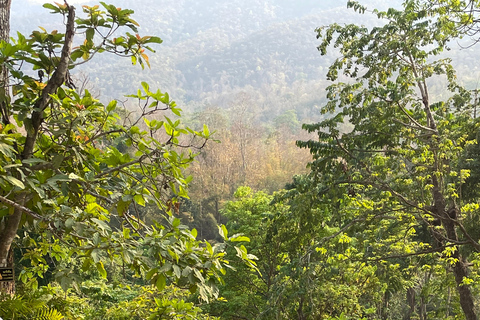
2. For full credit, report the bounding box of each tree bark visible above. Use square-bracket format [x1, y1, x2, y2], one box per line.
[431, 179, 477, 319]
[404, 287, 415, 320]
[443, 216, 478, 320]
[0, 2, 76, 296]
[0, 0, 10, 125]
[423, 55, 478, 318]
[0, 0, 10, 41]
[0, 0, 13, 296]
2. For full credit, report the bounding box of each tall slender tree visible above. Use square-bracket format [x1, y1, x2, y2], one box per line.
[299, 1, 480, 318]
[0, 0, 10, 41]
[0, 0, 12, 295]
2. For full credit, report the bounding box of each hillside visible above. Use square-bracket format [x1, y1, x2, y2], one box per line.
[13, 0, 480, 124]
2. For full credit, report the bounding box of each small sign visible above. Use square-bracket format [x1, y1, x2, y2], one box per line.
[0, 268, 14, 282]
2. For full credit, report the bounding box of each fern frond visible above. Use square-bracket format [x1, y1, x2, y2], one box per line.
[34, 306, 64, 320]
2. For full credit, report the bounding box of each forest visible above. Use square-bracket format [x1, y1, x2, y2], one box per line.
[1, 0, 480, 319]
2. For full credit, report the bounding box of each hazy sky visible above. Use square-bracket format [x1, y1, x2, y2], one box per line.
[27, 0, 94, 4]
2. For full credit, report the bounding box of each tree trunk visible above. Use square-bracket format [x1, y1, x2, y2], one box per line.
[0, 247, 14, 295]
[381, 292, 389, 320]
[419, 296, 426, 320]
[297, 296, 306, 320]
[0, 2, 76, 297]
[0, 0, 10, 40]
[443, 217, 477, 320]
[0, 0, 13, 296]
[453, 257, 477, 320]
[433, 185, 477, 319]
[404, 287, 415, 320]
[0, 193, 27, 296]
[431, 153, 477, 319]
[0, 0, 11, 124]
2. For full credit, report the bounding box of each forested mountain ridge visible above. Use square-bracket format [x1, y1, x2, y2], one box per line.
[15, 0, 479, 124]
[14, 0, 407, 121]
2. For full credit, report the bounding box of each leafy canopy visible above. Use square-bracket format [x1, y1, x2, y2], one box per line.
[0, 1, 256, 305]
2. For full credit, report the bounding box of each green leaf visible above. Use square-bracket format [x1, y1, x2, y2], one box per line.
[2, 163, 22, 169]
[193, 268, 204, 282]
[173, 265, 181, 279]
[96, 261, 107, 279]
[68, 173, 83, 181]
[3, 176, 25, 189]
[146, 268, 157, 280]
[70, 50, 84, 61]
[218, 224, 228, 241]
[172, 217, 181, 228]
[86, 28, 95, 41]
[145, 36, 162, 44]
[117, 199, 131, 215]
[229, 235, 250, 242]
[155, 274, 166, 291]
[141, 81, 150, 93]
[65, 218, 74, 229]
[42, 3, 61, 13]
[0, 143, 14, 158]
[134, 194, 145, 206]
[182, 266, 192, 277]
[203, 124, 210, 136]
[92, 218, 111, 232]
[106, 100, 117, 112]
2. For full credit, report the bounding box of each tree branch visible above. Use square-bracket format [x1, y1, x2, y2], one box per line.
[394, 101, 437, 133]
[360, 243, 466, 262]
[22, 4, 75, 159]
[95, 153, 150, 179]
[0, 194, 47, 221]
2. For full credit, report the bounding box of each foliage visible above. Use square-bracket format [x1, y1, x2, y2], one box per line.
[428, 0, 480, 43]
[4, 0, 480, 319]
[205, 187, 282, 319]
[185, 104, 311, 236]
[33, 307, 64, 320]
[0, 3, 256, 316]
[0, 287, 64, 320]
[296, 0, 480, 318]
[0, 280, 220, 320]
[205, 185, 386, 319]
[76, 282, 218, 319]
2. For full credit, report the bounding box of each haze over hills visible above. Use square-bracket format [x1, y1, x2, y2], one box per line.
[12, 0, 480, 124]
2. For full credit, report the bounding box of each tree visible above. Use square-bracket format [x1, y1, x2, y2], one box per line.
[431, 0, 480, 44]
[203, 180, 391, 319]
[0, 0, 11, 295]
[0, 0, 10, 87]
[0, 1, 255, 304]
[204, 187, 286, 319]
[298, 0, 480, 319]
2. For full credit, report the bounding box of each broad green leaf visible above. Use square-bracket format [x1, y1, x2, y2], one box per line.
[173, 265, 181, 279]
[218, 224, 228, 241]
[229, 235, 250, 242]
[134, 194, 145, 206]
[106, 100, 117, 112]
[155, 274, 166, 291]
[3, 176, 25, 189]
[96, 261, 107, 279]
[172, 217, 181, 228]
